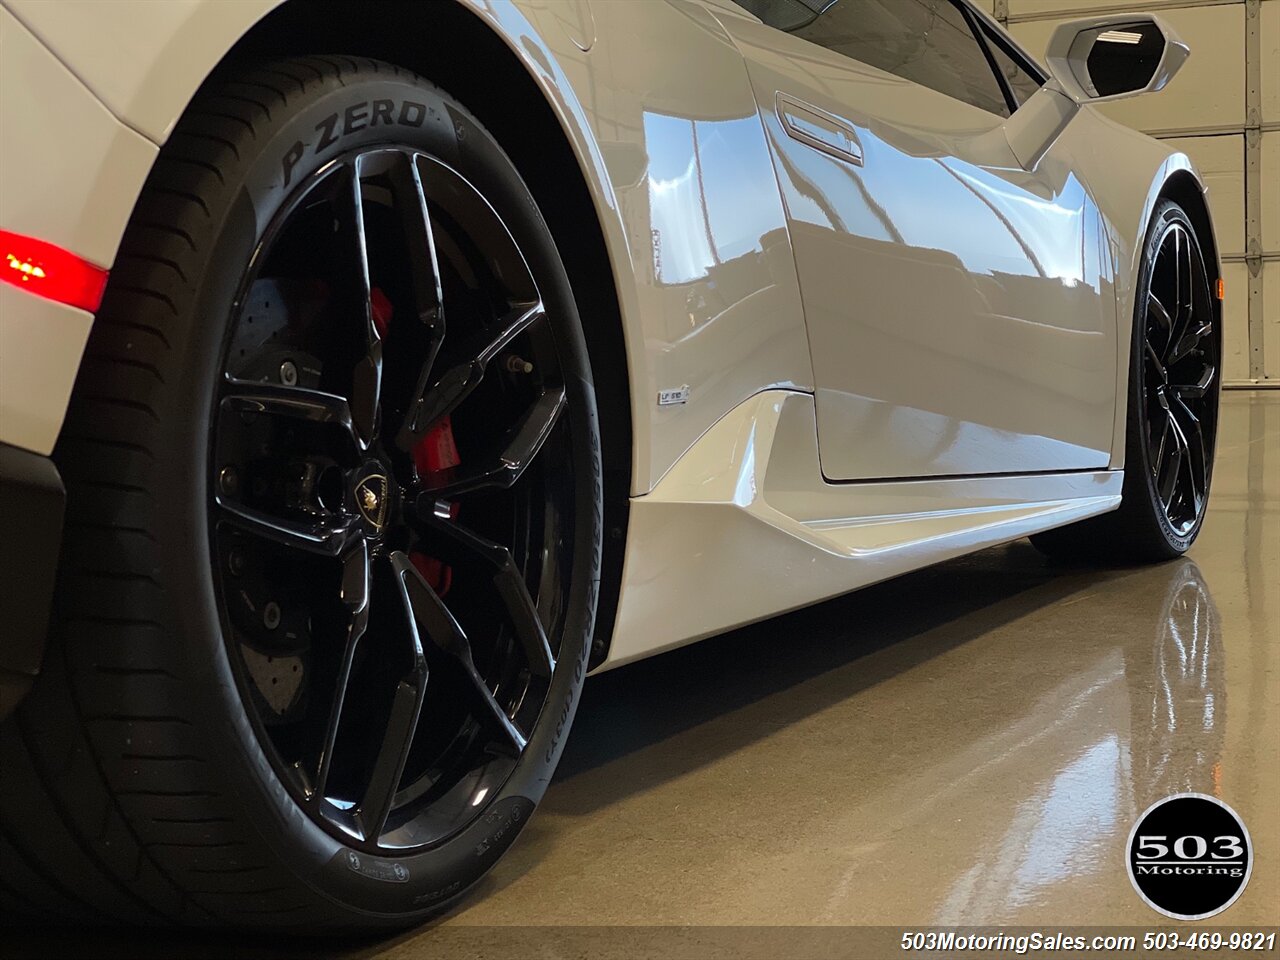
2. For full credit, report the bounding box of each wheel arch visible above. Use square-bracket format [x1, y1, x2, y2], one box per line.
[1115, 160, 1220, 463]
[1087, 128, 1216, 470]
[49, 0, 636, 668]
[1156, 166, 1223, 420]
[1158, 169, 1223, 302]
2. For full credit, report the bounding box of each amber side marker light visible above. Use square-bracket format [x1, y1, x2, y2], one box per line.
[1217, 278, 1226, 301]
[0, 229, 108, 312]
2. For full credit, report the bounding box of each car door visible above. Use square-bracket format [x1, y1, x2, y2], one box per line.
[713, 0, 1117, 480]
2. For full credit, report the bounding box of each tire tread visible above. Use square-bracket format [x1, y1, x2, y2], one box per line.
[0, 56, 378, 929]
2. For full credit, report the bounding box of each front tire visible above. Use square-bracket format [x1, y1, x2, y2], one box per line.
[0, 57, 602, 929]
[1031, 199, 1221, 563]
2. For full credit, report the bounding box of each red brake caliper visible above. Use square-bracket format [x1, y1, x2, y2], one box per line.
[373, 288, 459, 596]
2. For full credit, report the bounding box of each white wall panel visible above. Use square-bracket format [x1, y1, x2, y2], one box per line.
[1222, 262, 1253, 381]
[1266, 262, 1280, 378]
[1008, 0, 1231, 14]
[1263, 0, 1279, 124]
[1165, 135, 1247, 255]
[1264, 131, 1280, 254]
[1010, 6, 1246, 132]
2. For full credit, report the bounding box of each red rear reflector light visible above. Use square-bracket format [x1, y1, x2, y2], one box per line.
[0, 230, 108, 312]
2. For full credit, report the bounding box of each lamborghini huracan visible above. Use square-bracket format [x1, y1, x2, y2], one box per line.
[0, 0, 1221, 928]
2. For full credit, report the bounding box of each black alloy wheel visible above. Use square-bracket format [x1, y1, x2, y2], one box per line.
[1139, 218, 1218, 540]
[1030, 199, 1220, 563]
[210, 145, 578, 851]
[0, 58, 602, 929]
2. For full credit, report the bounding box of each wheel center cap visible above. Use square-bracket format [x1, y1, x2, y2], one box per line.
[353, 469, 391, 533]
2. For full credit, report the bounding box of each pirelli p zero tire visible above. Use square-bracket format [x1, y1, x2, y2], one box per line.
[0, 58, 602, 929]
[1031, 199, 1221, 564]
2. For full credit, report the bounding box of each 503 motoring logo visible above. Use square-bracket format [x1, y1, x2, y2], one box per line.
[1126, 793, 1254, 920]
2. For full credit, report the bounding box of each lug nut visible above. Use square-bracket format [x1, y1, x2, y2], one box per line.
[228, 548, 245, 576]
[218, 466, 240, 497]
[504, 355, 534, 374]
[279, 360, 298, 386]
[263, 601, 282, 631]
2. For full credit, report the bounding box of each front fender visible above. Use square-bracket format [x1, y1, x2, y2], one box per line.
[6, 0, 813, 496]
[4, 0, 650, 480]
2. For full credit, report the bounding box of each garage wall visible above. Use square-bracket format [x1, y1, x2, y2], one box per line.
[979, 0, 1279, 386]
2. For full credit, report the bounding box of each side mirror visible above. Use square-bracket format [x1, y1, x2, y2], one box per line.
[1043, 14, 1189, 104]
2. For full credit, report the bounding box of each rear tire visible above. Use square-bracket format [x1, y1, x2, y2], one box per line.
[0, 57, 602, 930]
[1031, 199, 1220, 564]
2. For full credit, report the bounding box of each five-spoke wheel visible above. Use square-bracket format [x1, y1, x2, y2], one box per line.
[211, 146, 579, 850]
[1141, 219, 1217, 538]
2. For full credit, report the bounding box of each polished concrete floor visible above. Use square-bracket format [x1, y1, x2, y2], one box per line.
[17, 392, 1278, 958]
[401, 389, 1277, 952]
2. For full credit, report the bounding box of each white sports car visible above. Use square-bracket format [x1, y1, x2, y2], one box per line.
[0, 0, 1221, 929]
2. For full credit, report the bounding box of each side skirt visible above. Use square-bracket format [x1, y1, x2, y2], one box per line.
[601, 391, 1122, 669]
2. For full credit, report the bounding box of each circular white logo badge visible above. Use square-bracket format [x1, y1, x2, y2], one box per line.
[1126, 793, 1253, 920]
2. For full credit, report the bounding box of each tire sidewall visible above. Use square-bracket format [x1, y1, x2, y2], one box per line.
[157, 66, 601, 921]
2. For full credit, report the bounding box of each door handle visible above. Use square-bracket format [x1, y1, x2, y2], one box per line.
[776, 92, 863, 166]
